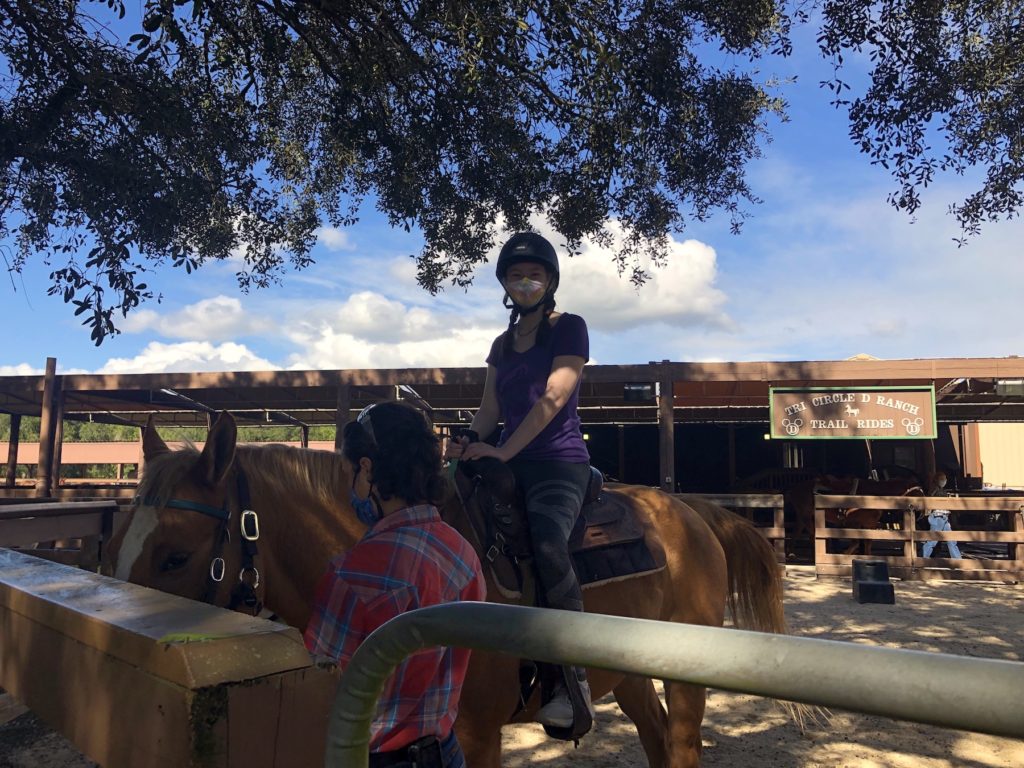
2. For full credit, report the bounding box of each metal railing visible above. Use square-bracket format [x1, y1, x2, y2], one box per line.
[325, 602, 1024, 767]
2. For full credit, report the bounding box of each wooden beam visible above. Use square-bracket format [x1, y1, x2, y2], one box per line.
[334, 385, 351, 452]
[51, 378, 65, 489]
[658, 374, 675, 492]
[617, 425, 625, 482]
[4, 414, 19, 488]
[34, 358, 57, 498]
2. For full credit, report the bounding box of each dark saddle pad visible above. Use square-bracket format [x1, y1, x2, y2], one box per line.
[568, 492, 663, 586]
[454, 459, 665, 594]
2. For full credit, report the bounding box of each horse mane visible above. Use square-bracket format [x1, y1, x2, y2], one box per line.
[236, 444, 346, 510]
[136, 442, 201, 506]
[137, 441, 346, 511]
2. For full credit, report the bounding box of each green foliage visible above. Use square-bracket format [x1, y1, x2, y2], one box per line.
[0, 413, 335, 481]
[1, 0, 788, 342]
[2, 1, 1019, 343]
[0, 413, 334, 444]
[0, 414, 40, 441]
[815, 0, 1023, 239]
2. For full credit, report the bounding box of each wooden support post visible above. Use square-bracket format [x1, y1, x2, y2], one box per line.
[98, 502, 116, 571]
[1010, 504, 1024, 569]
[924, 437, 937, 484]
[905, 500, 918, 568]
[4, 414, 20, 488]
[772, 504, 785, 563]
[617, 425, 626, 483]
[51, 378, 65, 489]
[334, 385, 351, 452]
[34, 357, 58, 498]
[658, 375, 675, 493]
[813, 505, 827, 576]
[300, 425, 310, 449]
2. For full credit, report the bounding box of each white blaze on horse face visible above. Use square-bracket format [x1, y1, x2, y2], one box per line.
[114, 505, 159, 581]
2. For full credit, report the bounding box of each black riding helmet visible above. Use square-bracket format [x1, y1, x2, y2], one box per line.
[495, 232, 560, 290]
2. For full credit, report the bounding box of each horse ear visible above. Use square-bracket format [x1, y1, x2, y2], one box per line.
[195, 412, 237, 488]
[142, 414, 170, 459]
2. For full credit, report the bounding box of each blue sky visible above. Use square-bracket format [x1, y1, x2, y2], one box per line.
[3, 14, 1022, 376]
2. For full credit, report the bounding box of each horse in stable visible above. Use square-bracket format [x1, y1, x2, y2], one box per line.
[785, 474, 925, 558]
[106, 412, 800, 768]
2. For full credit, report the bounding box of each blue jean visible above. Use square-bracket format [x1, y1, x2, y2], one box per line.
[441, 731, 466, 768]
[922, 512, 962, 559]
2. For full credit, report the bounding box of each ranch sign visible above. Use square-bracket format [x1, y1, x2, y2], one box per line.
[769, 386, 937, 440]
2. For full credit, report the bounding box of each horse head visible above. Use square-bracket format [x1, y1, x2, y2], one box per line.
[106, 412, 243, 604]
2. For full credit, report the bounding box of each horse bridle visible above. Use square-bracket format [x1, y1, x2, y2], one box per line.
[137, 468, 264, 615]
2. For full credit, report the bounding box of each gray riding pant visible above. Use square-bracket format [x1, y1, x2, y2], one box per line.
[507, 458, 590, 613]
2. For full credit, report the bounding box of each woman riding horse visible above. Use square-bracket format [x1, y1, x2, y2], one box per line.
[446, 231, 594, 733]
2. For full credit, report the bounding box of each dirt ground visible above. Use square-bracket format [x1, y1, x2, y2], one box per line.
[3, 568, 1023, 767]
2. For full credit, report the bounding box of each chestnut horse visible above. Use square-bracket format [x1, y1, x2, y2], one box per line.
[786, 475, 923, 557]
[107, 414, 790, 768]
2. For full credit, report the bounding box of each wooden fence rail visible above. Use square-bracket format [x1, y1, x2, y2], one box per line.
[814, 494, 1024, 582]
[0, 501, 129, 571]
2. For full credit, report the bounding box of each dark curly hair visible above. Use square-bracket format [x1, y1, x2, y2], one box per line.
[341, 401, 446, 505]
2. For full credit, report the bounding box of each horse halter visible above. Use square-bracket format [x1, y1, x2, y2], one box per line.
[136, 469, 264, 614]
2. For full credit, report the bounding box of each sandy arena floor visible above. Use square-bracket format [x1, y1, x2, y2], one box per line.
[3, 568, 1023, 767]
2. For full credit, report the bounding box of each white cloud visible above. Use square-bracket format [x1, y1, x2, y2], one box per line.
[121, 296, 272, 341]
[0, 363, 42, 376]
[332, 291, 443, 343]
[108, 222, 732, 371]
[412, 218, 730, 332]
[282, 290, 503, 368]
[284, 325, 499, 369]
[98, 341, 278, 374]
[316, 226, 355, 251]
[558, 234, 731, 332]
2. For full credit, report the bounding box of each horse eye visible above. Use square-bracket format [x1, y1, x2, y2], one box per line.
[161, 552, 192, 573]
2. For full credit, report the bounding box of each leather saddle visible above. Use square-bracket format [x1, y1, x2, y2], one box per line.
[452, 459, 665, 598]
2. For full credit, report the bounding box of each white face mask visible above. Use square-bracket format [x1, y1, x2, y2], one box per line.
[506, 277, 546, 307]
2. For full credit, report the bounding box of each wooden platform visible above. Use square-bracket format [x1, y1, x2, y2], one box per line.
[0, 548, 337, 768]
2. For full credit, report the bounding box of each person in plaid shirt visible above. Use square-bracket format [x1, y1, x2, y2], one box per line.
[305, 402, 485, 768]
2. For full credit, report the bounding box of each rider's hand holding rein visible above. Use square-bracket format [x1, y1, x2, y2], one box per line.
[443, 435, 469, 461]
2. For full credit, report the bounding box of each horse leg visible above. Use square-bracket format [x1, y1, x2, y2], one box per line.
[613, 675, 668, 767]
[456, 725, 502, 768]
[663, 680, 707, 768]
[450, 646, 517, 768]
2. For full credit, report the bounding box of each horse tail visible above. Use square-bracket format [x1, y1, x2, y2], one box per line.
[684, 496, 829, 731]
[684, 497, 787, 635]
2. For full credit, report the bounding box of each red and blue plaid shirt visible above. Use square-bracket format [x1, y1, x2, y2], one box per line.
[304, 504, 485, 753]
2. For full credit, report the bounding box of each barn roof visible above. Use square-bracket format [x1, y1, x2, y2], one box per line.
[3, 357, 1024, 429]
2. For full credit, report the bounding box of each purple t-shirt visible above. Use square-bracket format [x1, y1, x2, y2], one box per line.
[486, 313, 590, 462]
